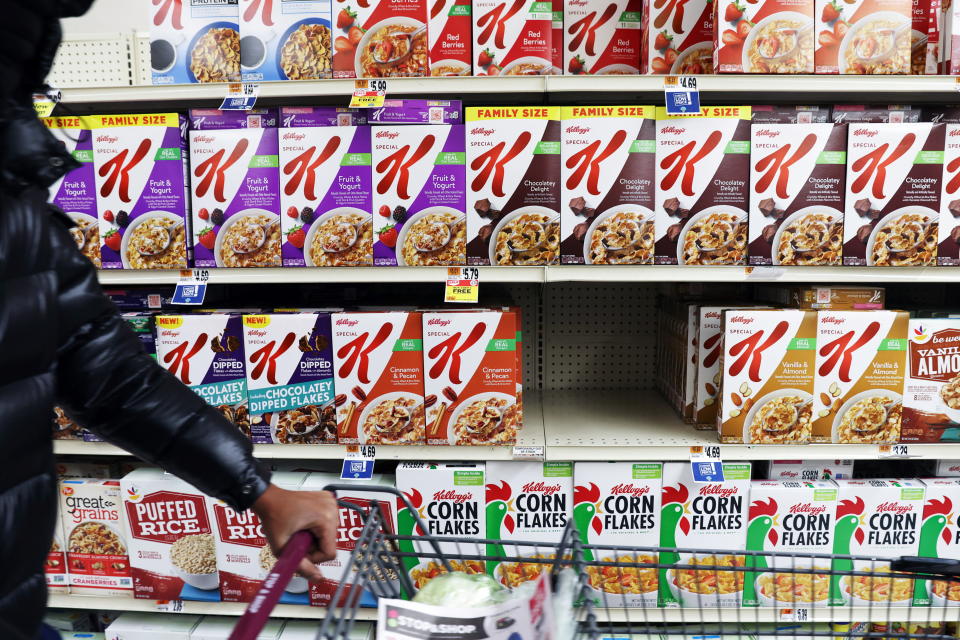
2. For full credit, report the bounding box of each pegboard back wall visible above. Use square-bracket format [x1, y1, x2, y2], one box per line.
[47, 33, 139, 88]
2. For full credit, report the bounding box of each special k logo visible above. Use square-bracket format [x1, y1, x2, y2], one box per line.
[375, 135, 436, 199]
[194, 138, 250, 202]
[653, 0, 688, 34]
[754, 133, 817, 199]
[818, 321, 881, 383]
[152, 0, 183, 29]
[476, 0, 526, 48]
[470, 131, 533, 197]
[98, 139, 152, 202]
[565, 129, 628, 195]
[850, 133, 916, 199]
[336, 324, 393, 384]
[567, 3, 617, 55]
[945, 154, 960, 195]
[162, 333, 208, 385]
[427, 323, 486, 383]
[243, 0, 274, 25]
[283, 137, 341, 200]
[249, 332, 297, 384]
[659, 131, 722, 196]
[728, 321, 790, 382]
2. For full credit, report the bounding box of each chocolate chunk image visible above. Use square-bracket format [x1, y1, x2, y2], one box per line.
[761, 224, 777, 243]
[474, 198, 492, 217]
[210, 336, 224, 352]
[854, 198, 872, 217]
[949, 199, 960, 218]
[758, 198, 777, 217]
[666, 223, 682, 242]
[582, 207, 597, 220]
[569, 196, 586, 215]
[663, 197, 681, 217]
[772, 209, 787, 221]
[298, 335, 312, 352]
[225, 335, 239, 351]
[573, 222, 589, 241]
[478, 224, 494, 243]
[952, 226, 960, 243]
[867, 209, 881, 221]
[677, 208, 692, 221]
[856, 224, 872, 244]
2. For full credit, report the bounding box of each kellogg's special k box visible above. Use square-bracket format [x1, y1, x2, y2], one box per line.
[715, 0, 815, 74]
[149, 0, 241, 84]
[642, 0, 714, 73]
[239, 0, 331, 82]
[564, 0, 642, 75]
[429, 0, 472, 76]
[331, 0, 429, 78]
[814, 0, 912, 74]
[939, 115, 960, 265]
[472, 0, 552, 76]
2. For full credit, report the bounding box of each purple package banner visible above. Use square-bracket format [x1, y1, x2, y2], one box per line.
[365, 100, 463, 125]
[372, 124, 466, 266]
[280, 106, 364, 127]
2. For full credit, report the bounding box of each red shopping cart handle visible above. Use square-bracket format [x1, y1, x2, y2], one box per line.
[228, 530, 313, 640]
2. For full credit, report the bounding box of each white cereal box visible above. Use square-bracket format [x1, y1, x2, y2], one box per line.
[715, 0, 815, 74]
[902, 318, 960, 443]
[937, 460, 960, 475]
[767, 459, 854, 480]
[281, 621, 374, 640]
[564, 0, 642, 75]
[742, 480, 838, 607]
[573, 462, 662, 607]
[106, 613, 202, 640]
[428, 0, 472, 76]
[121, 468, 219, 602]
[683, 303, 699, 421]
[239, 0, 331, 82]
[190, 617, 283, 640]
[472, 0, 552, 76]
[641, 0, 714, 73]
[915, 478, 960, 606]
[330, 0, 429, 78]
[60, 479, 132, 596]
[149, 0, 240, 85]
[814, 0, 912, 74]
[940, 122, 960, 265]
[695, 305, 759, 429]
[46, 501, 68, 592]
[811, 311, 909, 443]
[659, 461, 752, 608]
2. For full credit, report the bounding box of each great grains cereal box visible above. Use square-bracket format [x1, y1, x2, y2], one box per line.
[330, 0, 429, 78]
[814, 0, 912, 74]
[46, 503, 68, 592]
[830, 479, 924, 606]
[718, 309, 817, 445]
[560, 106, 656, 265]
[812, 310, 909, 443]
[654, 106, 751, 266]
[843, 122, 943, 267]
[642, 0, 714, 73]
[767, 459, 853, 480]
[429, 0, 472, 75]
[902, 318, 960, 442]
[149, 0, 240, 84]
[659, 461, 752, 608]
[914, 478, 960, 606]
[466, 106, 561, 266]
[715, 0, 815, 74]
[242, 312, 337, 444]
[371, 124, 466, 266]
[239, 0, 331, 82]
[278, 109, 372, 267]
[331, 312, 425, 445]
[573, 462, 662, 607]
[564, 0, 642, 75]
[59, 479, 133, 597]
[472, 0, 552, 76]
[741, 480, 837, 607]
[121, 468, 219, 601]
[91, 113, 189, 270]
[422, 310, 519, 446]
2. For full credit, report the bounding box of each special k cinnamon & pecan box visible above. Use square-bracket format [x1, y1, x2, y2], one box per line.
[642, 0, 714, 73]
[560, 106, 656, 265]
[901, 318, 960, 442]
[466, 106, 561, 266]
[472, 0, 551, 76]
[331, 0, 429, 78]
[423, 310, 518, 445]
[814, 0, 912, 74]
[694, 305, 742, 429]
[429, 0, 472, 75]
[716, 0, 815, 73]
[654, 106, 751, 265]
[564, 0, 642, 75]
[331, 312, 425, 445]
[843, 122, 943, 266]
[812, 310, 909, 443]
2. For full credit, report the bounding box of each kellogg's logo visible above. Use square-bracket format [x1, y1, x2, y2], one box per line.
[470, 132, 533, 196]
[193, 138, 251, 202]
[282, 131, 306, 142]
[729, 315, 754, 324]
[876, 501, 914, 515]
[336, 318, 359, 326]
[283, 138, 341, 200]
[98, 138, 152, 202]
[427, 318, 451, 326]
[522, 482, 562, 495]
[659, 126, 686, 135]
[853, 128, 880, 138]
[96, 134, 119, 144]
[610, 483, 651, 497]
[375, 130, 401, 140]
[194, 134, 215, 144]
[433, 490, 472, 503]
[754, 129, 781, 138]
[789, 503, 827, 515]
[699, 485, 738, 498]
[375, 136, 436, 199]
[469, 126, 495, 137]
[565, 125, 591, 135]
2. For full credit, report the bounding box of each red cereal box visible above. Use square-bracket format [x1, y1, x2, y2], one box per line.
[641, 0, 714, 73]
[428, 0, 473, 76]
[564, 0, 642, 75]
[814, 0, 912, 74]
[715, 0, 814, 73]
[331, 0, 429, 78]
[472, 0, 552, 76]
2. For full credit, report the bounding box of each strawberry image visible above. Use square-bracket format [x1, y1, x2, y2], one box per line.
[665, 48, 679, 65]
[198, 227, 216, 250]
[478, 48, 494, 67]
[722, 29, 743, 46]
[818, 30, 838, 46]
[378, 205, 391, 217]
[348, 26, 364, 46]
[654, 31, 673, 50]
[103, 209, 114, 223]
[724, 0, 744, 22]
[568, 55, 585, 74]
[651, 56, 671, 74]
[378, 225, 398, 248]
[487, 63, 502, 75]
[335, 36, 354, 55]
[736, 20, 752, 39]
[104, 229, 120, 252]
[336, 7, 356, 29]
[198, 207, 209, 221]
[286, 225, 306, 249]
[821, 0, 841, 22]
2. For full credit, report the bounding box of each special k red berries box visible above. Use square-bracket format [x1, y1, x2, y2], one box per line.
[843, 122, 943, 266]
[642, 0, 714, 73]
[715, 0, 815, 74]
[654, 106, 751, 266]
[564, 0, 642, 75]
[466, 106, 561, 266]
[472, 0, 551, 76]
[560, 106, 656, 265]
[331, 0, 429, 78]
[331, 312, 425, 445]
[428, 0, 472, 76]
[422, 310, 519, 445]
[814, 0, 913, 74]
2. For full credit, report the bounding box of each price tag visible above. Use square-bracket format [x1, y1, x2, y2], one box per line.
[689, 445, 724, 483]
[512, 445, 546, 461]
[33, 87, 60, 118]
[745, 266, 786, 280]
[346, 445, 377, 459]
[147, 294, 163, 309]
[219, 83, 259, 110]
[172, 269, 209, 305]
[341, 458, 375, 480]
[350, 79, 388, 108]
[780, 608, 810, 622]
[445, 267, 479, 303]
[156, 599, 185, 613]
[879, 444, 912, 458]
[663, 76, 701, 115]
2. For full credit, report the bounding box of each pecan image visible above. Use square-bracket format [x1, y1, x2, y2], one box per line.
[334, 394, 348, 407]
[442, 386, 458, 402]
[352, 386, 367, 401]
[424, 394, 437, 408]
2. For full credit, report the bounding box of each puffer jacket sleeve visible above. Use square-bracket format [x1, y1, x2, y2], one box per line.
[45, 196, 271, 511]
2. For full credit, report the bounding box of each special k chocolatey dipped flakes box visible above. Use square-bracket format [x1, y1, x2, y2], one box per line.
[654, 106, 751, 265]
[560, 106, 656, 264]
[466, 106, 561, 266]
[564, 0, 642, 75]
[814, 0, 912, 74]
[843, 122, 944, 266]
[642, 0, 714, 73]
[715, 0, 815, 74]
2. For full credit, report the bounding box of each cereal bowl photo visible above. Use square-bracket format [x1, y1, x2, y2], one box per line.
[930, 578, 960, 606]
[430, 59, 470, 77]
[214, 209, 282, 268]
[305, 207, 372, 267]
[740, 12, 814, 74]
[755, 562, 831, 607]
[409, 558, 485, 590]
[277, 18, 332, 80]
[446, 392, 519, 446]
[940, 374, 960, 425]
[584, 552, 658, 605]
[667, 553, 746, 607]
[395, 207, 466, 267]
[170, 533, 219, 590]
[488, 206, 560, 266]
[258, 544, 308, 593]
[187, 22, 240, 83]
[591, 63, 638, 75]
[120, 211, 188, 270]
[357, 391, 424, 445]
[68, 521, 126, 556]
[771, 206, 843, 266]
[270, 401, 337, 444]
[498, 56, 553, 76]
[865, 207, 938, 267]
[355, 17, 428, 78]
[841, 567, 914, 606]
[676, 206, 748, 265]
[496, 553, 558, 589]
[838, 12, 911, 74]
[583, 205, 655, 265]
[831, 389, 903, 444]
[742, 388, 813, 444]
[671, 43, 713, 74]
[67, 212, 101, 268]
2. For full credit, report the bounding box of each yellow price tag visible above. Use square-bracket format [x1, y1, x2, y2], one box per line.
[350, 79, 387, 108]
[445, 267, 479, 303]
[33, 100, 55, 118]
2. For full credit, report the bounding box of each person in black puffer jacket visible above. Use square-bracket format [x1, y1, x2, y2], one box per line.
[0, 3, 338, 638]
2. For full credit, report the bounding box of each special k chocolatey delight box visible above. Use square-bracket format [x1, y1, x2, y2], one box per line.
[715, 0, 815, 73]
[564, 0, 642, 75]
[560, 106, 656, 264]
[814, 0, 912, 74]
[641, 0, 714, 73]
[654, 106, 751, 265]
[472, 0, 551, 76]
[466, 106, 561, 266]
[843, 122, 943, 266]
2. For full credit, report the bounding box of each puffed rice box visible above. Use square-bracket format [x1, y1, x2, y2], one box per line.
[901, 318, 960, 442]
[149, 0, 240, 85]
[767, 459, 853, 480]
[240, 0, 331, 82]
[60, 479, 132, 596]
[564, 0, 641, 75]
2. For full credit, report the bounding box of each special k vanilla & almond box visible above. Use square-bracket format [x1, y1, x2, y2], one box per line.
[429, 0, 472, 76]
[560, 106, 656, 265]
[466, 106, 561, 266]
[331, 0, 429, 78]
[642, 0, 714, 73]
[331, 312, 425, 445]
[564, 0, 642, 75]
[654, 106, 751, 266]
[814, 0, 913, 74]
[472, 0, 552, 76]
[715, 0, 815, 74]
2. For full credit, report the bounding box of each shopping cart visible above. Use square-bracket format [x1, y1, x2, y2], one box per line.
[229, 485, 960, 640]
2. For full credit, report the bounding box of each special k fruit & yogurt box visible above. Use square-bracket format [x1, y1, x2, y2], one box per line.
[278, 108, 372, 267]
[331, 0, 429, 78]
[560, 106, 656, 265]
[564, 0, 642, 75]
[814, 0, 912, 74]
[642, 0, 714, 73]
[91, 113, 189, 270]
[189, 109, 282, 269]
[466, 107, 561, 266]
[149, 0, 240, 84]
[472, 0, 551, 76]
[240, 0, 331, 82]
[902, 318, 960, 442]
[428, 0, 472, 76]
[715, 0, 815, 74]
[654, 106, 751, 265]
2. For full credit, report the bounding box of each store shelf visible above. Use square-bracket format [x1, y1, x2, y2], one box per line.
[96, 266, 543, 285]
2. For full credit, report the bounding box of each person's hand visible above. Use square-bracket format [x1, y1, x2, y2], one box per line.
[252, 484, 338, 581]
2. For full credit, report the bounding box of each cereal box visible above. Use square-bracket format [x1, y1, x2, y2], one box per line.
[551, 0, 563, 72]
[121, 468, 219, 601]
[277, 111, 372, 267]
[748, 121, 847, 266]
[281, 622, 374, 640]
[767, 459, 854, 480]
[280, 106, 364, 127]
[209, 472, 307, 604]
[694, 305, 758, 429]
[149, 0, 240, 84]
[560, 106, 656, 265]
[331, 312, 425, 444]
[239, 0, 331, 82]
[741, 480, 838, 607]
[757, 285, 886, 310]
[371, 124, 466, 266]
[843, 122, 943, 266]
[659, 462, 752, 607]
[683, 303, 699, 421]
[191, 618, 282, 640]
[937, 460, 960, 475]
[718, 309, 817, 445]
[912, 478, 960, 606]
[91, 114, 189, 270]
[902, 318, 960, 442]
[396, 463, 486, 588]
[242, 312, 337, 444]
[466, 106, 561, 266]
[485, 462, 573, 586]
[573, 462, 662, 607]
[59, 479, 132, 596]
[422, 310, 519, 445]
[716, 0, 814, 73]
[364, 99, 463, 125]
[330, 0, 429, 78]
[814, 0, 912, 73]
[189, 109, 281, 269]
[830, 479, 925, 606]
[428, 0, 472, 76]
[938, 111, 960, 265]
[47, 501, 68, 592]
[912, 0, 939, 74]
[44, 116, 100, 268]
[751, 105, 829, 124]
[654, 106, 751, 266]
[811, 311, 909, 443]
[641, 0, 714, 73]
[106, 613, 202, 640]
[564, 0, 642, 75]
[472, 0, 551, 76]
[832, 104, 920, 123]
